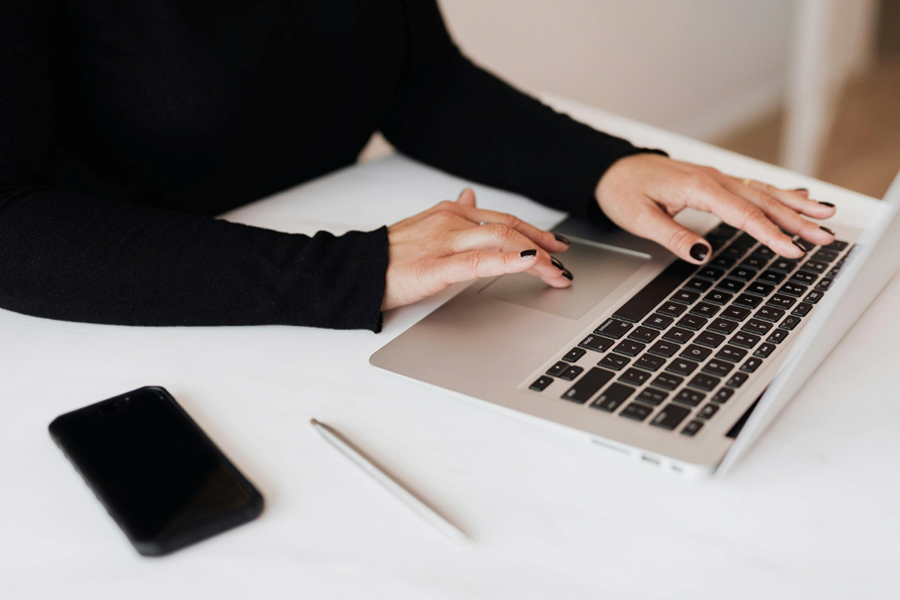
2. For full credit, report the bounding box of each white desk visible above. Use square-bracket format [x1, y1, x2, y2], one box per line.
[3, 99, 898, 600]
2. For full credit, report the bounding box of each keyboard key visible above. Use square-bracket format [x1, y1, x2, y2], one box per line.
[643, 313, 674, 330]
[619, 367, 651, 386]
[635, 354, 666, 372]
[758, 269, 786, 284]
[590, 382, 636, 412]
[689, 302, 719, 319]
[793, 237, 816, 252]
[780, 315, 802, 330]
[619, 402, 654, 421]
[579, 335, 614, 353]
[730, 331, 761, 348]
[709, 223, 738, 238]
[742, 319, 773, 335]
[813, 248, 839, 262]
[711, 255, 737, 270]
[670, 289, 701, 304]
[663, 327, 694, 344]
[650, 373, 683, 390]
[695, 331, 726, 348]
[704, 290, 733, 305]
[595, 318, 633, 339]
[563, 348, 587, 362]
[755, 246, 775, 258]
[742, 254, 769, 270]
[754, 343, 776, 358]
[780, 282, 808, 297]
[722, 246, 749, 260]
[746, 281, 775, 296]
[720, 306, 751, 321]
[546, 361, 569, 377]
[741, 357, 763, 373]
[766, 294, 796, 309]
[685, 278, 712, 292]
[614, 339, 646, 356]
[674, 389, 706, 407]
[529, 376, 553, 391]
[716, 279, 744, 293]
[561, 368, 615, 403]
[755, 306, 785, 322]
[649, 340, 680, 358]
[599, 354, 630, 371]
[728, 266, 757, 281]
[560, 365, 585, 381]
[702, 359, 734, 377]
[769, 259, 797, 273]
[790, 271, 818, 285]
[697, 404, 719, 419]
[824, 239, 848, 251]
[628, 326, 660, 343]
[715, 345, 747, 362]
[666, 357, 700, 376]
[767, 329, 789, 344]
[732, 232, 757, 248]
[804, 289, 824, 304]
[815, 278, 833, 291]
[677, 313, 708, 330]
[658, 301, 688, 317]
[688, 373, 720, 392]
[637, 388, 669, 406]
[697, 266, 726, 280]
[650, 404, 691, 430]
[712, 388, 735, 403]
[680, 345, 712, 362]
[612, 260, 697, 322]
[681, 420, 705, 436]
[792, 302, 813, 317]
[800, 260, 828, 275]
[734, 293, 762, 308]
[708, 318, 738, 334]
[726, 372, 749, 388]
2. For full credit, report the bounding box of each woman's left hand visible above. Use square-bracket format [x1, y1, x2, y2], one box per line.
[594, 153, 837, 264]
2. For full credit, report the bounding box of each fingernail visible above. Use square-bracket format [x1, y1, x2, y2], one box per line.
[561, 269, 574, 281]
[792, 240, 808, 254]
[818, 201, 835, 208]
[793, 188, 808, 193]
[550, 257, 565, 271]
[689, 243, 709, 262]
[520, 249, 537, 258]
[819, 225, 834, 235]
[554, 233, 571, 245]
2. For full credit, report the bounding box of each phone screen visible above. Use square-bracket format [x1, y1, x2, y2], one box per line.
[50, 387, 263, 555]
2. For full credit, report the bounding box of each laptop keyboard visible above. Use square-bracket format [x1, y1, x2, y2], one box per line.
[527, 223, 852, 437]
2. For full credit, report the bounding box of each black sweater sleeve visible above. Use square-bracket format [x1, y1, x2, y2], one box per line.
[0, 2, 387, 329]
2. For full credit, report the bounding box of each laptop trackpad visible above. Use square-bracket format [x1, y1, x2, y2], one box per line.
[478, 241, 650, 320]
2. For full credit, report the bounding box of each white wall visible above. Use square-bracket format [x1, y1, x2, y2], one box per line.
[440, 0, 794, 142]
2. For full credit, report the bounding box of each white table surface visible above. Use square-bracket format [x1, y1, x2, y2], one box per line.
[2, 98, 898, 600]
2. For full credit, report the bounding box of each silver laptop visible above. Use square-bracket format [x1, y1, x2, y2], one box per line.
[371, 170, 900, 478]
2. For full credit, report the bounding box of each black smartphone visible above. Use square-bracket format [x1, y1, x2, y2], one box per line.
[49, 386, 264, 556]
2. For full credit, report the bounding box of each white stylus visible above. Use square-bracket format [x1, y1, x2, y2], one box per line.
[310, 418, 470, 544]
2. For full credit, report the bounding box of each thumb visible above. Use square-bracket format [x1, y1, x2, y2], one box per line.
[634, 204, 711, 265]
[456, 187, 477, 208]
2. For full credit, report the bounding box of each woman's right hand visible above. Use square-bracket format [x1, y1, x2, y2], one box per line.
[382, 188, 572, 311]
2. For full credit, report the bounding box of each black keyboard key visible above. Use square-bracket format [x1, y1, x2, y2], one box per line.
[780, 282, 808, 297]
[813, 248, 839, 262]
[815, 278, 833, 291]
[643, 313, 674, 330]
[728, 266, 757, 281]
[635, 354, 666, 372]
[734, 293, 763, 308]
[563, 347, 587, 362]
[681, 420, 705, 436]
[780, 315, 802, 330]
[742, 255, 769, 270]
[685, 278, 712, 292]
[726, 372, 749, 388]
[561, 367, 615, 403]
[793, 237, 816, 252]
[560, 365, 585, 381]
[824, 239, 848, 251]
[755, 306, 785, 322]
[706, 236, 729, 251]
[619, 367, 651, 386]
[804, 289, 824, 304]
[790, 271, 818, 285]
[696, 266, 725, 280]
[658, 301, 688, 317]
[595, 318, 633, 339]
[637, 388, 669, 406]
[745, 282, 775, 297]
[709, 223, 739, 238]
[800, 260, 828, 275]
[666, 357, 700, 376]
[649, 340, 680, 358]
[742, 319, 773, 335]
[715, 345, 747, 363]
[619, 402, 654, 421]
[755, 246, 776, 258]
[599, 354, 630, 371]
[720, 306, 751, 321]
[530, 376, 553, 391]
[663, 327, 694, 344]
[628, 326, 660, 344]
[766, 294, 796, 309]
[579, 335, 614, 353]
[671, 289, 701, 304]
[711, 255, 737, 270]
[546, 361, 569, 377]
[650, 373, 683, 390]
[697, 404, 719, 419]
[612, 261, 697, 322]
[688, 373, 720, 392]
[674, 389, 706, 407]
[716, 279, 744, 293]
[702, 359, 734, 377]
[754, 343, 776, 358]
[730, 332, 761, 349]
[741, 357, 763, 373]
[712, 388, 735, 403]
[689, 302, 719, 319]
[758, 269, 786, 284]
[767, 329, 789, 344]
[792, 302, 813, 317]
[703, 290, 733, 305]
[695, 331, 726, 348]
[769, 259, 797, 273]
[590, 383, 636, 412]
[650, 404, 691, 430]
[680, 345, 712, 363]
[722, 246, 748, 260]
[677, 313, 709, 330]
[732, 232, 757, 248]
[708, 318, 739, 334]
[613, 339, 646, 356]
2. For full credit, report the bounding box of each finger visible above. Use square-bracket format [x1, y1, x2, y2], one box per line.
[438, 249, 571, 288]
[443, 202, 570, 253]
[739, 178, 836, 220]
[455, 187, 477, 208]
[625, 201, 712, 264]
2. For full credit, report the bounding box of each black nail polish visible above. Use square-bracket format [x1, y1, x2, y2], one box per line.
[561, 269, 574, 281]
[689, 243, 709, 262]
[520, 249, 537, 258]
[818, 201, 835, 208]
[550, 257, 565, 270]
[792, 240, 808, 254]
[554, 233, 571, 245]
[819, 225, 834, 235]
[793, 188, 808, 193]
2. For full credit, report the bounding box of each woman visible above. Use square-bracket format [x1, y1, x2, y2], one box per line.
[0, 0, 835, 331]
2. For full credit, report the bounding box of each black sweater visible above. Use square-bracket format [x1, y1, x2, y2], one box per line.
[1, 0, 652, 331]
